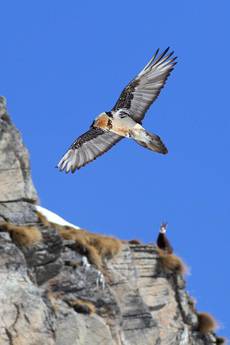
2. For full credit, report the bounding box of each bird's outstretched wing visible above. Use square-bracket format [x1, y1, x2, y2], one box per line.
[57, 128, 122, 172]
[113, 48, 177, 123]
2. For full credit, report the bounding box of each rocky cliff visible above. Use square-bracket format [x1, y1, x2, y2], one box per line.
[0, 97, 224, 345]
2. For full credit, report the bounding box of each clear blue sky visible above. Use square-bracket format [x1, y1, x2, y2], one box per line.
[1, 0, 229, 338]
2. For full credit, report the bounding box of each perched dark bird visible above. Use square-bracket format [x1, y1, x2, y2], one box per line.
[58, 48, 177, 172]
[156, 222, 173, 254]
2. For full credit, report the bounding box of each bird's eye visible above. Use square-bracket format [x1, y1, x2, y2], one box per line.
[119, 111, 127, 118]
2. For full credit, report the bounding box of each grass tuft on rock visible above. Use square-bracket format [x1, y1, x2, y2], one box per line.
[37, 212, 122, 269]
[157, 249, 187, 275]
[0, 222, 42, 247]
[69, 298, 96, 315]
[197, 312, 218, 334]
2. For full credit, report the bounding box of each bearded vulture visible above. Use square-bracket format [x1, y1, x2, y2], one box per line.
[58, 48, 177, 172]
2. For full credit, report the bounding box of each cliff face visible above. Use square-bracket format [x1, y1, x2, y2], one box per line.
[0, 98, 221, 345]
[0, 96, 38, 224]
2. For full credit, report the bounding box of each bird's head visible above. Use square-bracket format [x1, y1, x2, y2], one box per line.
[160, 222, 168, 234]
[95, 112, 112, 120]
[93, 112, 113, 130]
[96, 112, 106, 118]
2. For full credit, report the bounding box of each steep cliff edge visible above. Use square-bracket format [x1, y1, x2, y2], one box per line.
[0, 98, 224, 345]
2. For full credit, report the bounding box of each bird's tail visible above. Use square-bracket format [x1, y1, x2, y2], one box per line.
[132, 128, 168, 154]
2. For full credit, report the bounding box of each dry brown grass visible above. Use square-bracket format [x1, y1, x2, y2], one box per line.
[89, 232, 122, 259]
[216, 337, 227, 345]
[197, 312, 218, 334]
[37, 213, 122, 269]
[58, 228, 102, 268]
[59, 227, 122, 268]
[0, 222, 42, 247]
[36, 211, 51, 227]
[128, 239, 142, 245]
[65, 260, 81, 269]
[69, 298, 96, 315]
[187, 296, 197, 312]
[157, 249, 187, 275]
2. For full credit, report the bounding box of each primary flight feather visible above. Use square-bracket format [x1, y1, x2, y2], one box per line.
[58, 47, 177, 173]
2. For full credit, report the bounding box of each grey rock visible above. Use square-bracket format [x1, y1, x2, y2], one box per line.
[0, 96, 38, 207]
[0, 234, 55, 345]
[0, 96, 7, 117]
[0, 201, 38, 224]
[0, 99, 222, 345]
[55, 304, 116, 345]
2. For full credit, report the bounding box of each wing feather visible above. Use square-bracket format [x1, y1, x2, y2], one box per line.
[113, 48, 177, 123]
[57, 128, 122, 172]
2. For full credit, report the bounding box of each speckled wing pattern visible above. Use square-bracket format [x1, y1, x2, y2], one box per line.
[113, 48, 177, 123]
[57, 128, 122, 172]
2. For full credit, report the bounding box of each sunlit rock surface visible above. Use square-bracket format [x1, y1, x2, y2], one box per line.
[0, 98, 221, 345]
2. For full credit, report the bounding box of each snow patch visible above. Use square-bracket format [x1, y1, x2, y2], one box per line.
[81, 256, 91, 270]
[35, 205, 80, 230]
[96, 271, 105, 290]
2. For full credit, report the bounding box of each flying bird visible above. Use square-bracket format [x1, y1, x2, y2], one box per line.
[58, 48, 177, 172]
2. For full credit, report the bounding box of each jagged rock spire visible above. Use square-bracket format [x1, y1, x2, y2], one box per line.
[0, 96, 7, 117]
[0, 97, 38, 223]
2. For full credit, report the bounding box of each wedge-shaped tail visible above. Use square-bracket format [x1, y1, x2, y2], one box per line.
[129, 125, 168, 154]
[137, 131, 168, 154]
